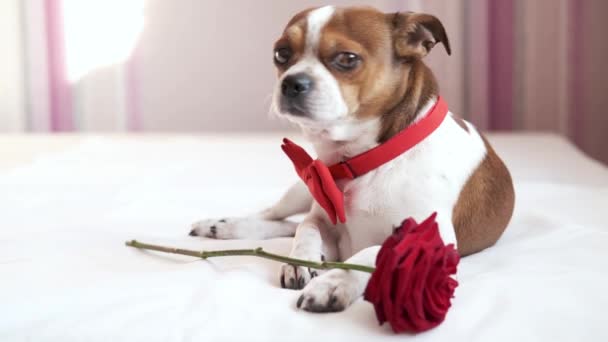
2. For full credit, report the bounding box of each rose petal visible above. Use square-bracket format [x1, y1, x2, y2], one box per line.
[380, 250, 401, 325]
[399, 217, 419, 234]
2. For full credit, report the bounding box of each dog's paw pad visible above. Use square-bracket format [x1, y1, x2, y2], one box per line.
[279, 263, 315, 290]
[189, 219, 230, 238]
[297, 271, 353, 313]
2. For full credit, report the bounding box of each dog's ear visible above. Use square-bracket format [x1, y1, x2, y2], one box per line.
[390, 12, 451, 60]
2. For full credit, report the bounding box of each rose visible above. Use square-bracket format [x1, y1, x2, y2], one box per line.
[363, 213, 460, 333]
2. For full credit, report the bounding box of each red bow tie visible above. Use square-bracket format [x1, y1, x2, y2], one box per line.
[282, 97, 448, 224]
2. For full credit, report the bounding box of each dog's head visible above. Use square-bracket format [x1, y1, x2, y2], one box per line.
[272, 6, 450, 139]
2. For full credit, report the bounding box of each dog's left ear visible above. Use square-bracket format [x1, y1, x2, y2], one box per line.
[390, 12, 451, 60]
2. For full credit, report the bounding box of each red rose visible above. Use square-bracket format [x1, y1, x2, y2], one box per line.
[363, 213, 460, 333]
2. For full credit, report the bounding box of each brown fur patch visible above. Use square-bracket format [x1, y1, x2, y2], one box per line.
[452, 135, 515, 256]
[377, 60, 439, 142]
[273, 8, 313, 74]
[392, 12, 451, 58]
[452, 115, 470, 132]
[292, 6, 444, 135]
[318, 8, 397, 121]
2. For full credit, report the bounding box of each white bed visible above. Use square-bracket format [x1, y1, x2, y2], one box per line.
[0, 133, 607, 342]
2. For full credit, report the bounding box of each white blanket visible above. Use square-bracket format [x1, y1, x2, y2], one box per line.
[0, 133, 607, 342]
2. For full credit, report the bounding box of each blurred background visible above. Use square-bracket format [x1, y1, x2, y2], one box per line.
[0, 0, 606, 163]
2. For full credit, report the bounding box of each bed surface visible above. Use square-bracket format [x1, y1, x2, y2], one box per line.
[0, 133, 607, 342]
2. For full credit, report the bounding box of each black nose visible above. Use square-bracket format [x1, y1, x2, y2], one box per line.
[281, 73, 313, 98]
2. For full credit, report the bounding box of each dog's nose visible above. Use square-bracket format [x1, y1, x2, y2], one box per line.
[281, 74, 313, 98]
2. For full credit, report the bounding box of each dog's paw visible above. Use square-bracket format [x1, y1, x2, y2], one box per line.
[189, 218, 231, 239]
[279, 263, 319, 290]
[296, 269, 357, 313]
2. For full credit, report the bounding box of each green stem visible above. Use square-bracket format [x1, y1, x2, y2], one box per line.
[125, 240, 375, 273]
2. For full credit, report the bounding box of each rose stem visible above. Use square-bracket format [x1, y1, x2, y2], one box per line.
[125, 240, 375, 273]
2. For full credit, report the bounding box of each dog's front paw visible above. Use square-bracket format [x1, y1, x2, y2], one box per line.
[279, 263, 319, 290]
[296, 269, 357, 313]
[189, 218, 231, 239]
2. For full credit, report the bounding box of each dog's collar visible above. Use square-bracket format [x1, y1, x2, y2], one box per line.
[281, 97, 448, 224]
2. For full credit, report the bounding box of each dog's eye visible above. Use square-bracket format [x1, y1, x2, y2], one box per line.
[274, 48, 292, 65]
[332, 52, 361, 71]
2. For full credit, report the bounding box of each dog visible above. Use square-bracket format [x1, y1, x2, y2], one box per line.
[190, 5, 515, 313]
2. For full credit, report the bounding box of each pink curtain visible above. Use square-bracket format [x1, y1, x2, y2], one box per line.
[415, 0, 608, 164]
[23, 0, 608, 164]
[44, 0, 73, 131]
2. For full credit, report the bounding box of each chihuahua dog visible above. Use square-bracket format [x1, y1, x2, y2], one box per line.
[190, 6, 514, 313]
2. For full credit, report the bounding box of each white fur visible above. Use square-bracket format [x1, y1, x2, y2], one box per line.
[190, 182, 311, 239]
[305, 6, 334, 54]
[191, 217, 297, 239]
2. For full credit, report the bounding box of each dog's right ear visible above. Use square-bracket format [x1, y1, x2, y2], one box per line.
[390, 12, 451, 60]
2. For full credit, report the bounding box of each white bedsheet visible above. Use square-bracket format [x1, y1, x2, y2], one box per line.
[0, 133, 607, 342]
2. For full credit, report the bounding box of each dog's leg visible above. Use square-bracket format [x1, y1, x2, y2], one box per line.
[296, 245, 380, 312]
[189, 182, 312, 239]
[258, 181, 313, 221]
[279, 210, 339, 290]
